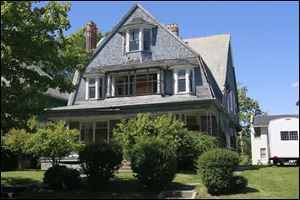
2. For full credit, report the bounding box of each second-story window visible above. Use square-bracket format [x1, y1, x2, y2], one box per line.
[129, 29, 139, 51]
[98, 77, 104, 99]
[177, 69, 186, 93]
[89, 78, 96, 99]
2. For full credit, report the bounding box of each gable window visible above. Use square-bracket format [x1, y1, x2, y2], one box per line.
[254, 127, 261, 138]
[129, 29, 139, 51]
[88, 78, 96, 99]
[143, 29, 151, 51]
[177, 69, 186, 92]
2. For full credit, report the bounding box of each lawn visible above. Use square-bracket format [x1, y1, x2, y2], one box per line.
[1, 166, 299, 199]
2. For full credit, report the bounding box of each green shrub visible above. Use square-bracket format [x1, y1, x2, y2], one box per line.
[130, 136, 177, 190]
[229, 175, 248, 192]
[196, 148, 240, 194]
[113, 113, 185, 159]
[79, 142, 123, 190]
[43, 165, 81, 190]
[177, 131, 218, 171]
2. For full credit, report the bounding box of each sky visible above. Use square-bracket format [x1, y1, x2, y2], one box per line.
[62, 1, 299, 115]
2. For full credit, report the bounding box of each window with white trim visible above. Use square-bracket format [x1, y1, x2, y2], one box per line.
[129, 29, 139, 51]
[260, 148, 266, 159]
[86, 76, 105, 100]
[177, 69, 186, 93]
[174, 68, 194, 94]
[126, 28, 151, 52]
[88, 78, 96, 99]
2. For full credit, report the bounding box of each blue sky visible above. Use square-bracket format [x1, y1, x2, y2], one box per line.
[64, 1, 299, 115]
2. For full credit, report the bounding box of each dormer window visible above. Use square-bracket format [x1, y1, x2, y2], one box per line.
[121, 18, 156, 53]
[86, 76, 104, 100]
[129, 29, 139, 51]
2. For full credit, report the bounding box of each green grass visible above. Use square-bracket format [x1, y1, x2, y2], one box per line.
[1, 170, 44, 186]
[1, 166, 299, 199]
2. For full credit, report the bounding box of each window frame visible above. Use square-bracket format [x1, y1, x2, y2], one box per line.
[174, 67, 195, 94]
[86, 75, 105, 100]
[260, 148, 266, 159]
[125, 28, 152, 53]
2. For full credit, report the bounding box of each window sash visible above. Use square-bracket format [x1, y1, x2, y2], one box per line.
[129, 29, 139, 51]
[260, 148, 266, 158]
[143, 29, 151, 51]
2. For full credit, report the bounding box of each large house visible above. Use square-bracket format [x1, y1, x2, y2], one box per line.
[250, 115, 299, 165]
[46, 3, 240, 149]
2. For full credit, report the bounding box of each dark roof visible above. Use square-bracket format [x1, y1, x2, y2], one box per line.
[123, 17, 156, 28]
[253, 115, 299, 126]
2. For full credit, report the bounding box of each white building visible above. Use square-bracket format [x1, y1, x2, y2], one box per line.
[250, 115, 299, 165]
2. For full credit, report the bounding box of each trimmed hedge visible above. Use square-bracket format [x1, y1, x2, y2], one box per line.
[130, 136, 177, 190]
[79, 142, 123, 190]
[197, 148, 246, 194]
[43, 165, 81, 190]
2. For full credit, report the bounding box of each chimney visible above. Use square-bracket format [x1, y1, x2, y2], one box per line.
[166, 23, 179, 36]
[86, 21, 98, 52]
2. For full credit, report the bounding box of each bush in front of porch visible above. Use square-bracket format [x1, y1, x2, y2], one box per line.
[113, 113, 218, 171]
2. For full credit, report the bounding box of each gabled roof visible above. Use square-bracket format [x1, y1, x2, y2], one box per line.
[93, 3, 199, 59]
[184, 34, 231, 93]
[252, 115, 299, 126]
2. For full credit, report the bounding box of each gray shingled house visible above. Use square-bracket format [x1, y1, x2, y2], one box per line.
[46, 3, 241, 149]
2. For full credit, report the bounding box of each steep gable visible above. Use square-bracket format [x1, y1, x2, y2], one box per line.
[184, 34, 231, 93]
[87, 3, 197, 70]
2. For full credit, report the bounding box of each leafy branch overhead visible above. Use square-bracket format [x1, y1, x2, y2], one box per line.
[1, 1, 102, 131]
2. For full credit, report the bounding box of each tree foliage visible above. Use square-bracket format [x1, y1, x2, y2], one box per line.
[29, 119, 82, 166]
[237, 84, 266, 160]
[2, 128, 31, 170]
[1, 1, 101, 131]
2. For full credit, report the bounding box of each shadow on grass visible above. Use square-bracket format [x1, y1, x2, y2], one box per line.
[1, 177, 41, 187]
[167, 182, 195, 191]
[17, 178, 159, 199]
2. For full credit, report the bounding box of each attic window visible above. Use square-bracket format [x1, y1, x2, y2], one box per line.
[129, 29, 139, 51]
[125, 28, 152, 52]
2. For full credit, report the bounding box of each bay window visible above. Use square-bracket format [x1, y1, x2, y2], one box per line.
[109, 68, 161, 97]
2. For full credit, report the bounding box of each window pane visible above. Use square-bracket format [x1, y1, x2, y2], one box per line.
[178, 70, 185, 78]
[89, 78, 95, 85]
[178, 79, 186, 92]
[260, 148, 266, 158]
[186, 116, 198, 131]
[143, 29, 151, 51]
[69, 122, 80, 130]
[281, 131, 289, 140]
[254, 127, 261, 138]
[290, 131, 298, 140]
[89, 86, 95, 98]
[98, 78, 103, 98]
[130, 29, 139, 51]
[95, 121, 107, 143]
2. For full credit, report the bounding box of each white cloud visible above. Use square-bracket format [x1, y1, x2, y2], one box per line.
[291, 82, 299, 88]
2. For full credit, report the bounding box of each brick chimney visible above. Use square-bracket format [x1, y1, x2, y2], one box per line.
[166, 23, 179, 36]
[86, 21, 98, 52]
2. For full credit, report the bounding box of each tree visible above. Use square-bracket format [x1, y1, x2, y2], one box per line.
[2, 129, 31, 170]
[1, 1, 101, 132]
[237, 84, 266, 161]
[29, 120, 82, 166]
